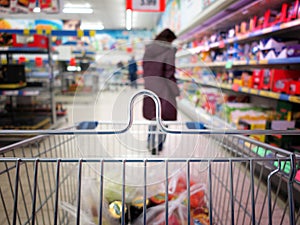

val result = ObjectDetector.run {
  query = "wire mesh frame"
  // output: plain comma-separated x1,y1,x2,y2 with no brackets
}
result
0,131,299,225
0,90,299,225
0,156,299,225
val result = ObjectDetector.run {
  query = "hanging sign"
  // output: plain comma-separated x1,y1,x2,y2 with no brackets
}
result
126,0,165,12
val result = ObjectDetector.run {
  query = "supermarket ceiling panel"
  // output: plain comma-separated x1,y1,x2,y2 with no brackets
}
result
5,0,162,30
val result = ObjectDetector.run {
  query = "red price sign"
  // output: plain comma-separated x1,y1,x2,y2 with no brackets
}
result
126,0,165,12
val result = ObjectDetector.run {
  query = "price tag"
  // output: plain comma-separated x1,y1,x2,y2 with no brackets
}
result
250,89,258,95
89,30,96,37
268,92,280,99
77,30,84,38
0,47,9,51
259,90,269,97
23,29,30,35
241,87,248,93
262,27,273,34
4,90,18,95
45,29,52,35
221,83,231,89
259,59,268,65
225,61,233,69
37,29,43,35
289,96,300,103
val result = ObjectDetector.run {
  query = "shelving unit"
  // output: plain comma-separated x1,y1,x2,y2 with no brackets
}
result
0,29,101,130
0,34,61,130
177,77,300,103
178,18,300,55
176,0,300,151
178,57,300,69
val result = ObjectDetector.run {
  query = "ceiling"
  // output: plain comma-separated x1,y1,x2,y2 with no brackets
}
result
3,0,162,30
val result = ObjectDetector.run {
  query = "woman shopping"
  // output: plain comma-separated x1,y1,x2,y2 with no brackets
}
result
142,28,180,155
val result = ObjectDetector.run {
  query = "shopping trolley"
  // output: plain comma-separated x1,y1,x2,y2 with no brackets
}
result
0,90,299,225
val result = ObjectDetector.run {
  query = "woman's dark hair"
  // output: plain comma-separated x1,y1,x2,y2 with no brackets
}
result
155,28,177,42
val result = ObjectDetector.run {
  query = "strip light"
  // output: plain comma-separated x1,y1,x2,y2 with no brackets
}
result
33,7,41,13
63,7,93,14
80,22,104,30
126,9,132,30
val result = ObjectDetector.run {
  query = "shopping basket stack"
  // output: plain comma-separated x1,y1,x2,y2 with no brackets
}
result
0,90,299,225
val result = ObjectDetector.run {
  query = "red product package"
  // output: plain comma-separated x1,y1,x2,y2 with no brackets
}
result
286,0,299,21
271,69,300,93
289,80,300,95
13,34,48,49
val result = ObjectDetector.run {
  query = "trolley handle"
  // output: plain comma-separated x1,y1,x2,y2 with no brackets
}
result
1,89,300,136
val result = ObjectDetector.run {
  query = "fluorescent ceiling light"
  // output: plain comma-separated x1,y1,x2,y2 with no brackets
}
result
64,3,91,8
80,22,104,30
63,7,93,14
67,66,81,72
126,9,132,30
33,7,41,13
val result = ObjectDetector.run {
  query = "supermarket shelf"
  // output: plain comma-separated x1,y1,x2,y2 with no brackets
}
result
178,19,300,55
211,19,300,48
72,50,96,55
178,57,300,69
0,47,48,54
177,77,300,104
178,98,234,129
0,29,97,37
27,70,60,78
0,87,43,96
0,116,51,130
0,29,147,37
179,0,298,42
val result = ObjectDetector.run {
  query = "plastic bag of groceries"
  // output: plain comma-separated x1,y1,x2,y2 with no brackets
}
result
61,178,119,225
102,163,165,204
133,181,207,225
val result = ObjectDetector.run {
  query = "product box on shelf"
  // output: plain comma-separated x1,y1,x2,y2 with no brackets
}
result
252,69,272,90
238,118,266,142
252,69,300,91
259,39,299,59
272,69,299,93
258,38,286,60
276,101,293,121
0,33,13,46
265,120,297,148
286,0,299,22
263,5,287,28
273,79,292,93
287,44,300,57
253,15,265,31
0,64,26,89
241,71,253,87
233,78,243,86
262,9,277,28
289,80,300,95
13,34,48,49
235,21,249,36
249,16,257,32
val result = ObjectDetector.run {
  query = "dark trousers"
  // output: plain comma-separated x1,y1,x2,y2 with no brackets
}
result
147,125,167,153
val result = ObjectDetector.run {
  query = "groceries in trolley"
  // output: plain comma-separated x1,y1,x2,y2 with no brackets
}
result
61,171,211,225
